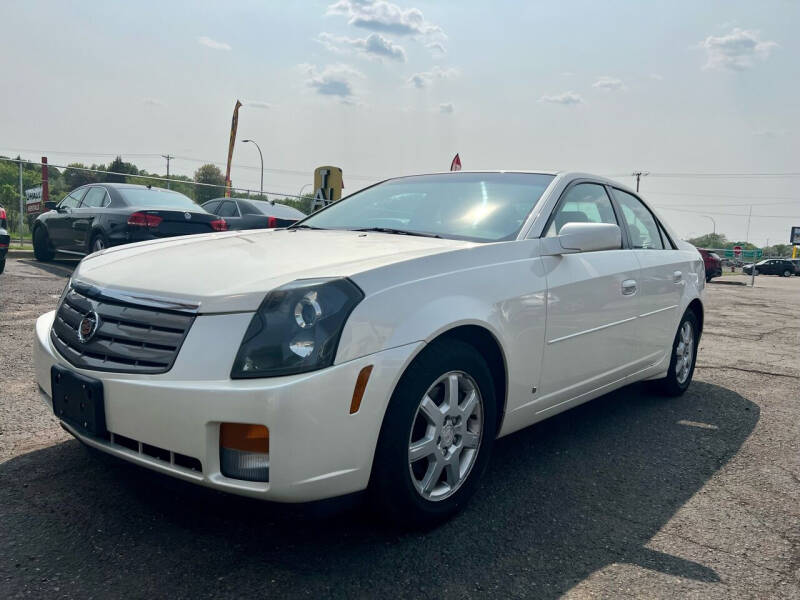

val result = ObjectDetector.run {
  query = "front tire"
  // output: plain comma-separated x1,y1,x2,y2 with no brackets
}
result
782,269,791,277
0,257,5,274
655,310,699,397
33,226,54,262
370,339,498,528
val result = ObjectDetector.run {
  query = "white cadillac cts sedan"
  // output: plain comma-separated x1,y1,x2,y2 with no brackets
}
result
34,172,704,525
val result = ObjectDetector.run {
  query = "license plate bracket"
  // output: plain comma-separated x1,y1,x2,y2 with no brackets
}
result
51,365,106,437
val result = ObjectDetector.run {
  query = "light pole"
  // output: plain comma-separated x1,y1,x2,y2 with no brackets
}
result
700,214,716,236
242,139,263,198
299,183,312,197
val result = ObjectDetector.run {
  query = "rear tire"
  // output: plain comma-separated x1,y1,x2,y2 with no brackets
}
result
655,310,699,397
90,232,108,254
0,258,5,274
370,339,498,528
33,226,54,262
782,269,791,277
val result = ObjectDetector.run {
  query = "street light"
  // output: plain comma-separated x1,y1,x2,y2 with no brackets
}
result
242,139,263,198
299,183,312,197
699,214,716,236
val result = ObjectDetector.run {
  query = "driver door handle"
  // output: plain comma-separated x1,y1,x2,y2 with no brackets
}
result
673,270,683,283
622,279,637,296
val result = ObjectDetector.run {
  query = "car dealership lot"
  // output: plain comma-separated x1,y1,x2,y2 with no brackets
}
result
1,258,798,598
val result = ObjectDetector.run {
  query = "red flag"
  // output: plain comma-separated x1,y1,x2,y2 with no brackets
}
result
450,153,462,171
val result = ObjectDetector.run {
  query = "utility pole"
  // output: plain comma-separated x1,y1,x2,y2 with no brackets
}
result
242,140,264,198
746,205,755,287
632,171,649,193
161,154,173,189
18,161,24,246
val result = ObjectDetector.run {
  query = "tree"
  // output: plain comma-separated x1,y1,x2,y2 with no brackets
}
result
686,233,728,249
193,164,225,204
63,163,97,189
102,156,139,183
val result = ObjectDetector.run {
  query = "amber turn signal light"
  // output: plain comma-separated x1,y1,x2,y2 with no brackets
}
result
350,365,373,414
220,423,269,453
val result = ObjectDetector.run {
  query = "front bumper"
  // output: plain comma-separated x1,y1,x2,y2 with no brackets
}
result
34,310,421,502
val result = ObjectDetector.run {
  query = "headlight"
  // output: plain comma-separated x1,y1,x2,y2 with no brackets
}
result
230,278,364,378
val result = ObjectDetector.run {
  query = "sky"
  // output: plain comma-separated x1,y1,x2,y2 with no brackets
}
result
1,0,798,246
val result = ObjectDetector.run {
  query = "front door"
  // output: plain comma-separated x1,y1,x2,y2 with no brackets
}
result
537,182,641,414
48,188,86,251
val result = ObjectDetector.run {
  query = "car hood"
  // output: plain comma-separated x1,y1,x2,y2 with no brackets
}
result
73,229,475,313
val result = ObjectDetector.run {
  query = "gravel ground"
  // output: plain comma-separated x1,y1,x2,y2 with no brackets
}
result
1,258,798,599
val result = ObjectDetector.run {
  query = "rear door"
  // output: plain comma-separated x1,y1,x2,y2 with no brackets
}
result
537,181,642,413
71,186,108,251
217,200,243,229
610,188,685,370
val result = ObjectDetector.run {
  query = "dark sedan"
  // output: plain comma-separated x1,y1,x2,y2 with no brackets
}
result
32,183,227,261
201,197,305,230
743,259,797,277
0,205,8,274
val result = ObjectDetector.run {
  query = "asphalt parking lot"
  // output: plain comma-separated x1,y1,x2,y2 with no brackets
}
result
1,257,798,599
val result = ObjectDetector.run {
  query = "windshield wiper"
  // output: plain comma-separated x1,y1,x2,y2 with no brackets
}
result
289,224,325,230
353,227,441,238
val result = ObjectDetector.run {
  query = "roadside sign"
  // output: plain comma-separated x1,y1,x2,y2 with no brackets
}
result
723,247,762,259
25,185,42,214
791,226,800,245
733,245,742,258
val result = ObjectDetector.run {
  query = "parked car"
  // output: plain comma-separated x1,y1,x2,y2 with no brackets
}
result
0,225,8,275
32,183,227,261
743,259,797,277
34,171,704,526
698,248,722,282
201,197,305,230
0,203,7,229
788,258,800,275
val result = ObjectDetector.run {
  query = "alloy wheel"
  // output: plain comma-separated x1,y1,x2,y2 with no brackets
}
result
93,237,105,252
407,371,483,501
675,321,694,384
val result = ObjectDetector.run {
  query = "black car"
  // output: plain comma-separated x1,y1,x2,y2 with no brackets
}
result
0,204,8,274
743,259,797,277
201,197,305,230
32,183,228,261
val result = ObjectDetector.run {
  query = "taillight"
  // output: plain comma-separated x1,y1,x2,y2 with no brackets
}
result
210,218,228,231
127,212,163,228
267,216,277,228
0,207,6,220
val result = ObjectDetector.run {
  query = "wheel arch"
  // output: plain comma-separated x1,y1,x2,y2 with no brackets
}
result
687,298,704,336
425,324,509,436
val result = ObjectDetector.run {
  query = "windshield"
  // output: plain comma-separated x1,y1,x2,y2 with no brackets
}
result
119,188,202,210
299,173,555,242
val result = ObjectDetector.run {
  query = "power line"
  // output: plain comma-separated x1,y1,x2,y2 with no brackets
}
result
656,206,799,219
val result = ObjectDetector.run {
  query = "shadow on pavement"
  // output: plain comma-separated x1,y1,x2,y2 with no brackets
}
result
0,381,757,598
15,258,78,278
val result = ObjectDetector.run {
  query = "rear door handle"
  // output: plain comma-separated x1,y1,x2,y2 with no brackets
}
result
673,270,683,283
622,279,637,296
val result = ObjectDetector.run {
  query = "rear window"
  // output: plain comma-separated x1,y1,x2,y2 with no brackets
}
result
119,188,200,210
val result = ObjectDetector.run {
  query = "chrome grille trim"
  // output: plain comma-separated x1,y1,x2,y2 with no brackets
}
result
50,287,195,374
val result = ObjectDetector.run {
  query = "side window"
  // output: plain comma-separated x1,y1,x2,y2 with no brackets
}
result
59,188,86,209
218,201,239,218
203,201,220,214
546,183,618,237
612,189,664,250
238,201,259,215
81,187,108,208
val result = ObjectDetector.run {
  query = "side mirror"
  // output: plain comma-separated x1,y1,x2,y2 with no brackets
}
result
541,222,622,255
44,201,58,211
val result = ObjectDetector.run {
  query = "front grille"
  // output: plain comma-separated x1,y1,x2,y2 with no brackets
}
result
51,287,195,374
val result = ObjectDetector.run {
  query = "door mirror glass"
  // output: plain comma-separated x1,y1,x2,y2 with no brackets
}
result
44,201,57,211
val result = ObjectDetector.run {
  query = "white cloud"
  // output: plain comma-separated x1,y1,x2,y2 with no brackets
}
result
592,76,625,91
427,41,446,54
439,102,454,114
698,28,777,71
407,66,459,89
302,63,365,102
243,100,272,109
317,32,406,62
649,73,664,80
142,98,165,107
327,0,444,37
539,91,583,105
752,129,788,138
197,36,231,51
